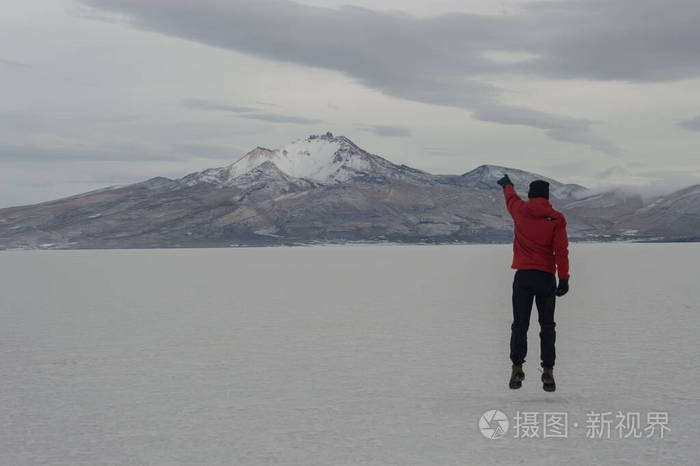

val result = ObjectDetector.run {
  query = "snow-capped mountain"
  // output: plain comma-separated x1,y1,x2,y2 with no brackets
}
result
458,164,587,200
178,133,586,200
611,185,700,239
0,133,698,249
181,132,430,187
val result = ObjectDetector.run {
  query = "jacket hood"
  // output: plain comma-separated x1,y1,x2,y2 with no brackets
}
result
522,198,559,219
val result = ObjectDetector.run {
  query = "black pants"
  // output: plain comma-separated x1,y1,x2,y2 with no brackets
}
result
510,269,557,368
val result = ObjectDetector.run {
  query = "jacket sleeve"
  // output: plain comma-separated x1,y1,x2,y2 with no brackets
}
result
553,216,570,280
503,184,523,217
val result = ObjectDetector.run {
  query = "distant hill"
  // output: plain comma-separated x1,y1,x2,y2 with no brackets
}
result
1,132,697,249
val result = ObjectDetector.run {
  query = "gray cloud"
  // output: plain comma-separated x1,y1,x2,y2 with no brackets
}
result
0,111,254,164
182,98,258,113
255,100,280,108
0,58,30,68
678,116,700,132
424,147,455,156
80,0,659,152
0,143,185,163
514,0,700,82
0,111,139,133
472,104,618,154
357,124,412,138
239,113,323,125
182,98,322,124
173,142,246,160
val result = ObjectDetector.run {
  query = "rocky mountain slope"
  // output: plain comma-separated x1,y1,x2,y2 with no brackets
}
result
0,133,697,249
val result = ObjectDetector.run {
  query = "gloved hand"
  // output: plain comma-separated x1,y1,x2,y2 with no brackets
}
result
555,278,569,297
497,174,513,188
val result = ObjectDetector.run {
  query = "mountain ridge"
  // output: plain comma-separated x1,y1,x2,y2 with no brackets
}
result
1,133,698,249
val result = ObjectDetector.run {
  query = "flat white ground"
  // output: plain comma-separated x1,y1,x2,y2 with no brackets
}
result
0,243,698,465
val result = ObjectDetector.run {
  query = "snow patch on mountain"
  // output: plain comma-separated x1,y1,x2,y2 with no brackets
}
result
231,136,369,182
182,133,380,187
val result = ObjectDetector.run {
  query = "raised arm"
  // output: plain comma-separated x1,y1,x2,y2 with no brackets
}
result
503,184,524,216
497,174,523,216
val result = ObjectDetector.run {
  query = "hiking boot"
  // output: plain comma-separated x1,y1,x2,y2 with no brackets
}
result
509,364,525,389
542,367,556,392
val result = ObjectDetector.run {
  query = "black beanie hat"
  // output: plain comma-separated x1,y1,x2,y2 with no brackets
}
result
528,180,550,200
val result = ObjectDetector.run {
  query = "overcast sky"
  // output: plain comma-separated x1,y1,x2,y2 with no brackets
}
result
2,0,700,207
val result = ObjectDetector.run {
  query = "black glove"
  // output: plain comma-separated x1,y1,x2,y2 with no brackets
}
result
497,174,513,188
555,278,569,297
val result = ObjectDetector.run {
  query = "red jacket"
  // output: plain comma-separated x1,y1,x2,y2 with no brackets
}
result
503,184,569,279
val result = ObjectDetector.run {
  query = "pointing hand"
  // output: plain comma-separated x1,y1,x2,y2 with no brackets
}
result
497,174,513,188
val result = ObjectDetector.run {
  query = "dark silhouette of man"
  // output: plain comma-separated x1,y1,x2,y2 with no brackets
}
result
497,175,569,392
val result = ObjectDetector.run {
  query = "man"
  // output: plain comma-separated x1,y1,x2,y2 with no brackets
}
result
497,174,569,392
